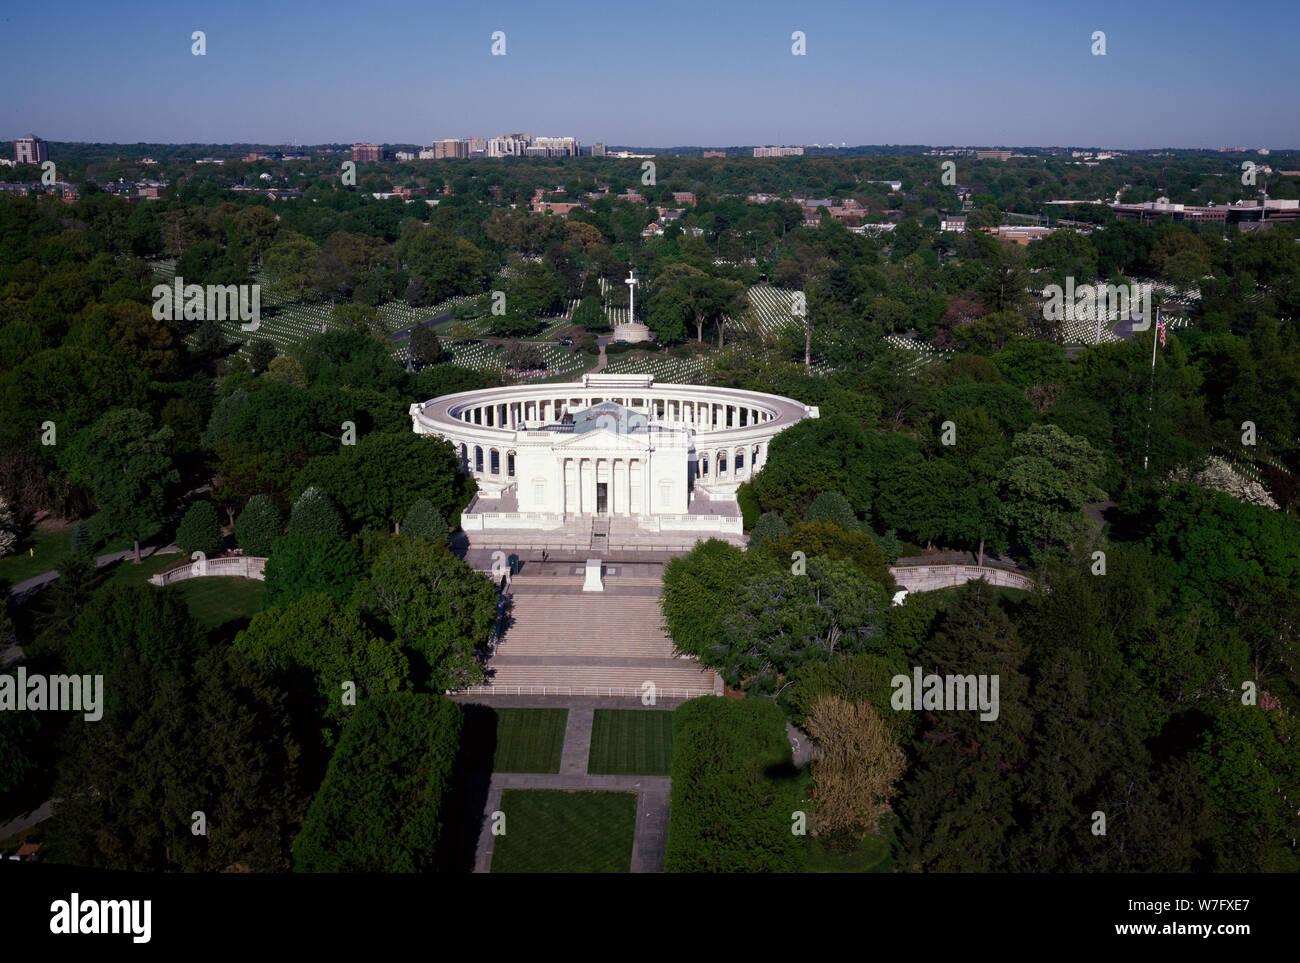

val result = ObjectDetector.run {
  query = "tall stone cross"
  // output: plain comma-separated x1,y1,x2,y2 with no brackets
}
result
625,269,638,324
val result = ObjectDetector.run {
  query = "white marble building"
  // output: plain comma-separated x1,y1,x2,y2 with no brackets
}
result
409,374,817,542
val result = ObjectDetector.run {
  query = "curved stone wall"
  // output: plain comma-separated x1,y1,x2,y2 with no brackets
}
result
409,374,819,500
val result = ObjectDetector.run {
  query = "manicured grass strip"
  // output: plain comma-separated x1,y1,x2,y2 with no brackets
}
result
491,789,636,873
173,576,266,629
587,710,673,775
804,830,894,873
459,707,568,774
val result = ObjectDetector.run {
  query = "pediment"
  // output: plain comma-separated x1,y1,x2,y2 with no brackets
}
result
552,428,652,451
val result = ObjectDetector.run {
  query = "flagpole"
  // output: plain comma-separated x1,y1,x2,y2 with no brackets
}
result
1143,309,1160,471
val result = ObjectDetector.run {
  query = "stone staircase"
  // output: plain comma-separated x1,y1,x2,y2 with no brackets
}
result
470,575,717,697
589,517,609,555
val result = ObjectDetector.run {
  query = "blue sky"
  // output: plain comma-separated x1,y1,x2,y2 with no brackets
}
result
2,0,1297,148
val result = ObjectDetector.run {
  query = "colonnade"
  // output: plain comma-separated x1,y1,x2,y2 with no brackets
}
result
456,395,775,431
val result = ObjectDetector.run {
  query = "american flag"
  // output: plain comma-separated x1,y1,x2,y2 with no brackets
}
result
1156,319,1166,347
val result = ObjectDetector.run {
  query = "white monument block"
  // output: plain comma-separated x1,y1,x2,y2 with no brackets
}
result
583,558,604,592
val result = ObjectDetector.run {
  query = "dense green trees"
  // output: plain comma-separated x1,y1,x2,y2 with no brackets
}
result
262,532,361,608
292,432,471,533
61,409,177,562
175,499,224,557
289,486,346,538
895,581,1032,871
60,584,205,676
45,647,307,873
234,494,282,556
665,697,803,872
235,592,410,738
400,498,450,544
293,694,463,872
353,537,498,690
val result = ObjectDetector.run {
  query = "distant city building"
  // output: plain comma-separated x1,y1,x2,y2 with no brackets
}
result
14,135,47,165
941,214,967,233
591,142,606,157
1113,196,1299,226
488,134,530,157
866,180,903,192
976,150,1012,161
672,192,697,206
797,197,868,221
702,150,726,158
527,136,580,157
352,143,382,163
753,145,804,157
433,139,469,159
996,225,1055,244
395,151,416,161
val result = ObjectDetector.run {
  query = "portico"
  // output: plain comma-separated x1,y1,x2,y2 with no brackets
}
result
409,373,818,544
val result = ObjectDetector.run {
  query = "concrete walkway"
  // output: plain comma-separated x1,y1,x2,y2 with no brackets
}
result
0,800,53,843
8,543,179,600
457,695,677,873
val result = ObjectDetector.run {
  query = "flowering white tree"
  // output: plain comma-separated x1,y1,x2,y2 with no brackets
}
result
0,498,17,557
1168,456,1279,510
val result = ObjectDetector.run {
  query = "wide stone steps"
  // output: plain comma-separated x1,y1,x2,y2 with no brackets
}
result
466,570,715,696
486,662,714,691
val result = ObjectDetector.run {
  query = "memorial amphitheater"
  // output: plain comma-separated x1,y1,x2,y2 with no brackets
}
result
409,373,819,554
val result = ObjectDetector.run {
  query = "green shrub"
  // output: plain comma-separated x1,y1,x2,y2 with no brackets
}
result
175,500,224,558
747,511,789,551
665,697,803,872
737,481,760,530
234,495,281,557
401,499,450,544
289,486,346,539
262,531,361,608
804,491,859,531
293,693,462,872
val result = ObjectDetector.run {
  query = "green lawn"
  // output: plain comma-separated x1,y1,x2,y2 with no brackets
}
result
0,518,133,585
173,576,266,629
490,789,636,873
804,822,896,873
99,553,264,629
587,710,673,775
459,707,568,773
923,584,1031,608
100,551,178,588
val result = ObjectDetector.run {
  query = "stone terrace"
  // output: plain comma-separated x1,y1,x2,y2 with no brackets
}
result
464,566,718,698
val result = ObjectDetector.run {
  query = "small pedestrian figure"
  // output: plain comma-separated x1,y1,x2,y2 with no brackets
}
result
541,549,548,564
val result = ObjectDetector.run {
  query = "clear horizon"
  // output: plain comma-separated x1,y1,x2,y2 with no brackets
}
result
3,0,1298,149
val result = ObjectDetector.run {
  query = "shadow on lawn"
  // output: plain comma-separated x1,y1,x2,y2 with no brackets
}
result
436,704,499,872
